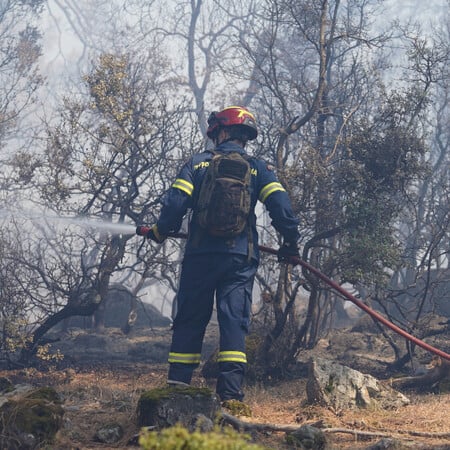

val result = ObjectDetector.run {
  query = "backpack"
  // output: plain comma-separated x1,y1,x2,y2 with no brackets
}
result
196,150,252,237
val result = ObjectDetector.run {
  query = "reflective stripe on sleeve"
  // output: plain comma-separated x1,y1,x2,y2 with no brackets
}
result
168,352,201,364
217,351,247,364
259,182,286,202
172,178,194,196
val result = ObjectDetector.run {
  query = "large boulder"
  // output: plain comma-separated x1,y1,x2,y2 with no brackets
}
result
0,384,64,449
137,386,221,430
306,357,410,410
64,284,171,329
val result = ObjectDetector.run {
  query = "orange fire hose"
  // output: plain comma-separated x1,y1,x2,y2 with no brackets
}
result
159,231,450,361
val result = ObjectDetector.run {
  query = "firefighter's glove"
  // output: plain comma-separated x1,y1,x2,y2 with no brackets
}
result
277,241,300,266
137,224,166,243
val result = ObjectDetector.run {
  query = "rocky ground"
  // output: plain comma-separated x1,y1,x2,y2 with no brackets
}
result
1,321,450,449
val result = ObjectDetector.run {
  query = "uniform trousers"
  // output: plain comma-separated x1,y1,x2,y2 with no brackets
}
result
168,253,257,401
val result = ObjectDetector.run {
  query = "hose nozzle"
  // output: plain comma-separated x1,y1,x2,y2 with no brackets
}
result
136,225,151,236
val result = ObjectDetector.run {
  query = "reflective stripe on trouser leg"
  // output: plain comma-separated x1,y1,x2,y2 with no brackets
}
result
217,351,247,363
167,352,202,385
168,352,201,364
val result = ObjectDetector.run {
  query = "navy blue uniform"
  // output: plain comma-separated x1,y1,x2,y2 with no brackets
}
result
156,141,299,400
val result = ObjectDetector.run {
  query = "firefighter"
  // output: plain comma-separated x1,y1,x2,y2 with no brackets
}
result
138,106,300,403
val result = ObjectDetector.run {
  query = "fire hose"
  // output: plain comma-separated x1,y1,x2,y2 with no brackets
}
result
137,227,450,361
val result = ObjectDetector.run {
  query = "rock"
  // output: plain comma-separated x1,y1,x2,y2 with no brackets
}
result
137,386,221,430
189,413,215,432
306,357,410,410
286,424,329,449
62,284,171,330
0,386,64,449
94,422,124,444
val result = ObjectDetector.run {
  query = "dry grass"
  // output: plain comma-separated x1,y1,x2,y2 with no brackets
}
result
1,325,449,449
2,362,449,450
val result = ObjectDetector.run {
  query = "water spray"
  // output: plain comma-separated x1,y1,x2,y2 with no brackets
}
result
0,208,136,235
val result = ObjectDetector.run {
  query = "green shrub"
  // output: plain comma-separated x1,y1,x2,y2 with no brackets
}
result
139,424,268,449
221,399,252,417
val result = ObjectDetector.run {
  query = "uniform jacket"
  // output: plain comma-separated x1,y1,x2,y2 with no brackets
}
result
156,141,300,262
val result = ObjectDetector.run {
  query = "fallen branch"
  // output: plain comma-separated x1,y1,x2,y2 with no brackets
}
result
395,430,450,439
221,412,299,433
323,428,450,440
221,413,392,438
322,428,397,439
220,412,450,440
389,357,450,390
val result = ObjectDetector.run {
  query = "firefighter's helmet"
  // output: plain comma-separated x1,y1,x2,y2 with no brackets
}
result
206,106,258,140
